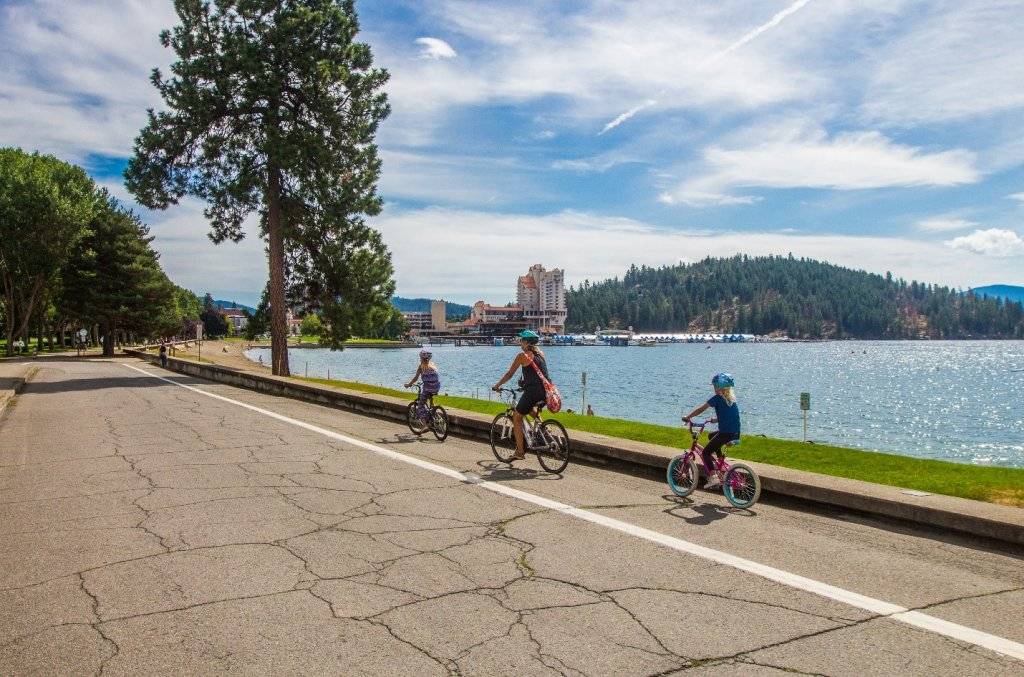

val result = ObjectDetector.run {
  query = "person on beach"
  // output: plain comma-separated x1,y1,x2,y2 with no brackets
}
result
492,330,549,460
405,349,441,407
683,373,740,490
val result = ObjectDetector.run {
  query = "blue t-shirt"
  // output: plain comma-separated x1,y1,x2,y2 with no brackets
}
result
708,395,741,435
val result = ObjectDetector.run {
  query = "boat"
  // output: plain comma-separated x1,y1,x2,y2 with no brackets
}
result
637,338,658,347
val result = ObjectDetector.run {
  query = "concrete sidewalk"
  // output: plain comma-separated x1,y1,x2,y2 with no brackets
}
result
0,361,36,419
125,347,1024,547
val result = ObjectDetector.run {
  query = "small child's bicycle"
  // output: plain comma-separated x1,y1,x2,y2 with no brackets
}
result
489,388,571,473
405,384,449,441
667,418,761,509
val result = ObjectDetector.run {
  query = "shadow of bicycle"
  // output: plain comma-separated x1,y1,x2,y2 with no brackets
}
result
473,459,564,482
661,493,757,525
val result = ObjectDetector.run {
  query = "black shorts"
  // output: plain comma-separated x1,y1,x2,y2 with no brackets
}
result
703,431,739,457
515,388,546,416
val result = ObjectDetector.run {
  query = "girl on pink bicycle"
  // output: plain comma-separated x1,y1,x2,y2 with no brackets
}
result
683,373,740,490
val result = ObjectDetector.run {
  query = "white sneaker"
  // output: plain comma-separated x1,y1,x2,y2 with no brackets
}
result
704,475,722,490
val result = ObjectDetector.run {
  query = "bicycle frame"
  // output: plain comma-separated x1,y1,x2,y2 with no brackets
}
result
683,419,733,477
408,384,434,420
496,388,547,446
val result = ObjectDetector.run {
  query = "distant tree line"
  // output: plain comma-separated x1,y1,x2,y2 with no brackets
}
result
566,255,1024,339
0,147,202,356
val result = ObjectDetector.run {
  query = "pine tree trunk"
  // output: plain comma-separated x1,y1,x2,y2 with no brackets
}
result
266,163,290,376
102,321,116,357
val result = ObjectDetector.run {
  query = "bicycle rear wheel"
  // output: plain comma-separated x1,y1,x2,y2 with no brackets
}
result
666,455,698,497
537,420,570,474
723,463,761,509
430,406,449,441
406,401,429,435
489,412,517,463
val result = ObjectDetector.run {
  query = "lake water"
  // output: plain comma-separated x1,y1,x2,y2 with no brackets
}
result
246,341,1024,468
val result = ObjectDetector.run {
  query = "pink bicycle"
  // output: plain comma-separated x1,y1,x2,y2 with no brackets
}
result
666,418,761,509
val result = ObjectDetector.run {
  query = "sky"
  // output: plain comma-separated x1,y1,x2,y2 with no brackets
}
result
2,0,1023,307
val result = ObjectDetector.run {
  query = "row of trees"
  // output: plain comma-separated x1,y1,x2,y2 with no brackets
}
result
566,256,1024,339
0,147,203,356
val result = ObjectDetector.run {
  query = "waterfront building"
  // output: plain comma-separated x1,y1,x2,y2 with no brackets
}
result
460,301,530,336
517,264,566,334
402,300,448,335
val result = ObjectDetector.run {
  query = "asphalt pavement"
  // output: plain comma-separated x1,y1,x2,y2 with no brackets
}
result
1,358,1022,675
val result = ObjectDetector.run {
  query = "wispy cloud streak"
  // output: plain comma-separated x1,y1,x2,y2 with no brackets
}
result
706,0,813,65
599,0,814,134
599,99,656,135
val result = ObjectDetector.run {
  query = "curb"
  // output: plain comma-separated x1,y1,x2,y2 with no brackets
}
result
0,364,38,419
124,350,1024,548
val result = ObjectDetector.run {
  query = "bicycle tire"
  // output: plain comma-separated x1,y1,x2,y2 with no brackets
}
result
430,406,450,441
723,463,761,509
537,420,570,474
406,401,429,435
489,412,517,463
666,455,698,497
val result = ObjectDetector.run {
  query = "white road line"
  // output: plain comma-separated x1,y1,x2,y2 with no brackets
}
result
122,362,1024,662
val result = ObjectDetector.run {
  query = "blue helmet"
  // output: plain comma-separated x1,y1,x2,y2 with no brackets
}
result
711,372,735,388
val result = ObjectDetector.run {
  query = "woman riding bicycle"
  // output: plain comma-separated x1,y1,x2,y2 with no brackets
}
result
492,330,549,460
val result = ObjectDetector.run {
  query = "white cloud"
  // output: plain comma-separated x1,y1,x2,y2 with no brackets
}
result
379,150,545,206
1009,192,1024,203
946,229,1024,257
533,130,556,140
372,206,1023,302
707,0,814,65
863,1,1024,124
0,0,176,161
916,217,976,232
662,123,979,206
415,37,457,60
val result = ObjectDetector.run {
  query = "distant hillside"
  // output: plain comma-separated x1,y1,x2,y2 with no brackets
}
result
566,255,1024,339
971,285,1024,304
214,299,255,313
392,297,472,317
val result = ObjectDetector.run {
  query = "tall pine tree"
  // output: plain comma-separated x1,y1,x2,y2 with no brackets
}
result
126,0,393,375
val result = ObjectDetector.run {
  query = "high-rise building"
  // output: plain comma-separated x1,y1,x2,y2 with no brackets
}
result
517,264,566,334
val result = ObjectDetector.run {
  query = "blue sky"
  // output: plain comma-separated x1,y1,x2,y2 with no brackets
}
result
2,0,1023,307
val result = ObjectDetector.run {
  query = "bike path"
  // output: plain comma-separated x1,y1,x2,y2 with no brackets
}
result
1,359,1021,676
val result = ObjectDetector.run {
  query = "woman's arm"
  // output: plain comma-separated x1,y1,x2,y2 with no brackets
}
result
493,354,524,390
404,366,422,388
683,402,710,421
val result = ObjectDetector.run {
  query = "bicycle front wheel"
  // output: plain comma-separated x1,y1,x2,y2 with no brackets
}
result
430,406,450,441
407,402,429,435
537,420,570,474
489,412,517,463
723,463,761,509
666,455,698,497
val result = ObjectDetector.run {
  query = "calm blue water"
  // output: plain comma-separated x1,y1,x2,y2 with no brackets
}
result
246,341,1024,468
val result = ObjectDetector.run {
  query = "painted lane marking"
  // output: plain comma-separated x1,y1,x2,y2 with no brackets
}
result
122,363,1024,662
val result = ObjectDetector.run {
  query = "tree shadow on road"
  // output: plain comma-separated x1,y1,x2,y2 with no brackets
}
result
24,375,208,395
661,494,757,525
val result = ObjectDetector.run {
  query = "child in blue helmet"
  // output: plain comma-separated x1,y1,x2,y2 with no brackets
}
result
683,373,741,490
405,349,441,405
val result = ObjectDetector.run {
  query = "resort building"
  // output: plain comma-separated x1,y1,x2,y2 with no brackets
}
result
517,264,566,334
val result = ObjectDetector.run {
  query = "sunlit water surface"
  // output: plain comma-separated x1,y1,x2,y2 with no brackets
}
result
246,341,1024,468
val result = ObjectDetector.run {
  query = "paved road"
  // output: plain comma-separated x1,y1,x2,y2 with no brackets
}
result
2,359,1022,676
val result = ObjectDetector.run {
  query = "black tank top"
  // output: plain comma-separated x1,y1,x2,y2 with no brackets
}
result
521,352,549,391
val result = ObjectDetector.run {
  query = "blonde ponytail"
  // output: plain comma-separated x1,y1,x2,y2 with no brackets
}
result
720,386,737,405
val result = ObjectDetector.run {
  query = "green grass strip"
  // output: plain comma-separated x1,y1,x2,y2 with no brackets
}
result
298,376,1024,508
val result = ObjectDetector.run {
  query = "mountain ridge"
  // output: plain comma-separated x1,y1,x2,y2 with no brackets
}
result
566,255,1024,339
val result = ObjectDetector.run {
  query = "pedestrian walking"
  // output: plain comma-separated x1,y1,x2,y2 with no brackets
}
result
586,404,595,416
159,343,168,368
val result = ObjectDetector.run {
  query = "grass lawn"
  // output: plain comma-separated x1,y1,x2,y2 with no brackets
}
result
298,376,1024,507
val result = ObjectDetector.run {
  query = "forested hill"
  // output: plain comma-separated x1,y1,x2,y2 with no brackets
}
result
565,256,1024,339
